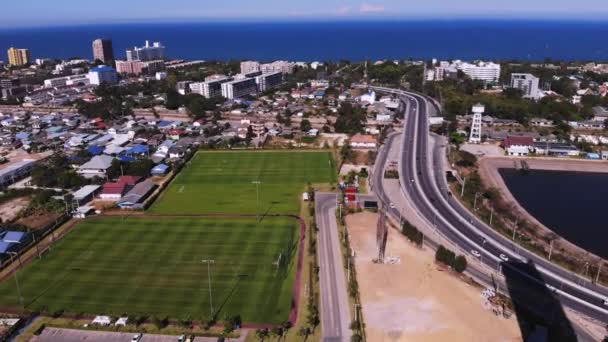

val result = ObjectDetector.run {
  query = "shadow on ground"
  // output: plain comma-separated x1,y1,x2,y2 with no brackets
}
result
502,259,577,341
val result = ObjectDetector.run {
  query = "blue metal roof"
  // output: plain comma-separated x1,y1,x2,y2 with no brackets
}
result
151,164,169,174
119,155,136,163
0,241,14,254
3,231,26,243
87,145,104,156
127,145,149,155
91,66,115,73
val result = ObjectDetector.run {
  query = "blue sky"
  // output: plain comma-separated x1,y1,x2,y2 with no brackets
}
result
3,0,608,27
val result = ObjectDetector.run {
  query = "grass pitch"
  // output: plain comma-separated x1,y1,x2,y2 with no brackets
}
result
150,151,336,215
0,216,298,324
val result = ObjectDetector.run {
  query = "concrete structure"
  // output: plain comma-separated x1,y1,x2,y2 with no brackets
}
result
240,60,260,74
126,40,165,61
0,159,36,188
221,77,257,99
433,60,500,83
88,66,118,85
511,73,540,99
189,75,233,98
92,38,114,63
255,72,283,92
7,47,30,66
469,103,484,143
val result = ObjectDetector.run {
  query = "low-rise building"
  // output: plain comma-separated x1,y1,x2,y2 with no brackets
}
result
350,134,377,149
502,136,534,156
77,155,114,179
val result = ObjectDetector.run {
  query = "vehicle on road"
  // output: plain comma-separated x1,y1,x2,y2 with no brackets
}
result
389,202,396,209
471,250,481,258
603,298,608,306
177,334,186,342
131,333,142,342
499,254,509,262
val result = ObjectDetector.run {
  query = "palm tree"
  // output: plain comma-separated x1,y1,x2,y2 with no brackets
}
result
297,327,311,341
255,328,269,341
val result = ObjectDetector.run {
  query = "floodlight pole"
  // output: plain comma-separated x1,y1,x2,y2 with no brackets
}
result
252,181,262,222
202,259,215,316
8,252,23,308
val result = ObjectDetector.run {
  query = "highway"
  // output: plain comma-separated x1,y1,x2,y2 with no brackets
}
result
315,192,351,342
367,85,608,325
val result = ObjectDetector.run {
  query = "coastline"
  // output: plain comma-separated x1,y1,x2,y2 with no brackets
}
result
478,156,608,264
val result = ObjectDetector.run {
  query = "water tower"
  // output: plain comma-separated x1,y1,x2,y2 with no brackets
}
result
469,103,485,144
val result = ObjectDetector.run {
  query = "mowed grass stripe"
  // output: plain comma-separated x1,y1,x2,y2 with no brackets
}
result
0,217,297,323
150,151,336,214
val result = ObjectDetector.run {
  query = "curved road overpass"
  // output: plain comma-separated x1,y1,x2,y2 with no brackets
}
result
367,85,608,324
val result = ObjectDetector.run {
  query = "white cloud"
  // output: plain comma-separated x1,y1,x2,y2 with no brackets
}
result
360,3,385,13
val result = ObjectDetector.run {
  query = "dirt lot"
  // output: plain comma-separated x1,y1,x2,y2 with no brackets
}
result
0,197,29,222
346,212,522,342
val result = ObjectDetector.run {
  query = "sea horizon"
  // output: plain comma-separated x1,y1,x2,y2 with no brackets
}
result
2,19,608,62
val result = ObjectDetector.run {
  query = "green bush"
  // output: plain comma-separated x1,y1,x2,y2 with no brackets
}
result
454,255,468,273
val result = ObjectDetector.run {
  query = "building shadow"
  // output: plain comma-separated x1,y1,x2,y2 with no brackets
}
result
501,259,577,341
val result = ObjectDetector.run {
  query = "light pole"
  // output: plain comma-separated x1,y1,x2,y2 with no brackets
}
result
252,181,262,222
489,207,494,225
460,177,466,197
473,192,480,211
202,259,215,316
7,252,23,308
595,262,603,284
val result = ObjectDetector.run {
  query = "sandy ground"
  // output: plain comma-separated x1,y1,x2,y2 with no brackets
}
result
0,197,29,222
346,211,522,342
478,156,608,262
461,142,504,157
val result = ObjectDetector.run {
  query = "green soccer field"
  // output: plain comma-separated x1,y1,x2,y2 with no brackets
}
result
0,216,298,324
150,151,336,215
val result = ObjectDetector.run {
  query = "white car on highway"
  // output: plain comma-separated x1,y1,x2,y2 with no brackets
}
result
499,254,509,262
389,202,396,209
131,334,142,342
603,298,608,306
471,250,481,258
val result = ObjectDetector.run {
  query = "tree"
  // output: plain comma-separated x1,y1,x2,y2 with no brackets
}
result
165,89,180,110
340,142,356,164
300,119,312,132
297,327,311,340
454,255,468,273
255,328,269,341
449,132,465,150
334,102,365,134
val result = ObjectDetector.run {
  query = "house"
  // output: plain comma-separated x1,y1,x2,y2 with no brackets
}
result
502,136,534,156
72,185,101,206
77,155,114,179
529,118,554,127
2,231,26,243
118,180,157,209
350,134,377,149
592,106,608,122
100,182,128,201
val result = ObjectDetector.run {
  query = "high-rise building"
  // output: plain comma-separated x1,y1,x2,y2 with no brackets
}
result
126,41,165,61
240,61,260,74
255,72,283,92
92,39,114,63
221,78,258,99
260,60,295,74
189,75,233,98
510,73,540,99
7,48,31,66
115,60,164,75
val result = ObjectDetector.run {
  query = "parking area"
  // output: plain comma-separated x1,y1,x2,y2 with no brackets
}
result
31,327,246,342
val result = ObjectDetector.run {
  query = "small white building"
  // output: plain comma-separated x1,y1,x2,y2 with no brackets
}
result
502,136,534,156
350,134,377,149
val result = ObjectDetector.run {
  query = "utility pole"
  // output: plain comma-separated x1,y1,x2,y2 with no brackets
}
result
252,181,262,222
461,178,466,197
595,262,603,284
489,207,494,225
202,259,215,316
8,252,23,308
473,192,480,211
548,239,554,261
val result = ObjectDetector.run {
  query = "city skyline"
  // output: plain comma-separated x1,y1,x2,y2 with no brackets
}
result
3,0,608,28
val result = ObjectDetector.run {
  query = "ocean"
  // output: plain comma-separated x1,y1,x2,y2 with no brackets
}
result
499,168,608,259
1,20,608,62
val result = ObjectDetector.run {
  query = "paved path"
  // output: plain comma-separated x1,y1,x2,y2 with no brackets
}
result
315,193,351,342
30,327,247,342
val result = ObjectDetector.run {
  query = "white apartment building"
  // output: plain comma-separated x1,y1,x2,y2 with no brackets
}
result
260,61,295,74
455,60,501,83
126,41,165,61
221,78,258,99
510,73,540,99
255,72,283,92
240,61,260,74
189,75,233,98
